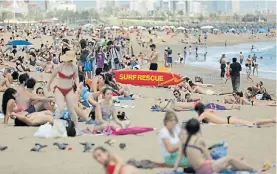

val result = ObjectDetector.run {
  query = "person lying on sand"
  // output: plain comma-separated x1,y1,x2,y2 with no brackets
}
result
93,146,139,174
156,98,240,112
0,69,18,92
2,88,54,126
173,118,272,173
188,80,215,95
194,102,275,126
177,77,214,93
173,89,201,102
224,91,276,106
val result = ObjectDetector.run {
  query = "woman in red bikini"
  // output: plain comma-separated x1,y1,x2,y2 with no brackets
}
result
93,146,139,174
47,51,79,127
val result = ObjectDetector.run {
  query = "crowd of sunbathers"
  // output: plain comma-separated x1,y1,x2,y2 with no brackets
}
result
0,25,276,174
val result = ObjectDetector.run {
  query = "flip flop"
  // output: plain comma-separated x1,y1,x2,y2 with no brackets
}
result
104,139,116,146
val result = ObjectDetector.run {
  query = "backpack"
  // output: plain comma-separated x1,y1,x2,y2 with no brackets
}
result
61,119,76,137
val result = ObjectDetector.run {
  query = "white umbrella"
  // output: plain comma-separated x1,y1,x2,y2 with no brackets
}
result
112,26,120,30
176,26,185,30
104,27,111,30
129,26,134,29
201,25,214,29
83,23,93,28
169,26,175,28
51,17,59,21
138,26,146,30
122,27,128,31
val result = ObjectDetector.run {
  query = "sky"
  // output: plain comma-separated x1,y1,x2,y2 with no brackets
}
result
31,0,276,11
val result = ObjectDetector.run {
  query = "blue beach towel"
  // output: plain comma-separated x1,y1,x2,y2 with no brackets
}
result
117,96,135,100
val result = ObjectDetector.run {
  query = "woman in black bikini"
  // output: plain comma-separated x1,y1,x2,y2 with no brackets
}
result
194,102,275,126
173,118,270,173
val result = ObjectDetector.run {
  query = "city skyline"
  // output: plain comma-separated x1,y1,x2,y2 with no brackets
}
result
30,0,277,14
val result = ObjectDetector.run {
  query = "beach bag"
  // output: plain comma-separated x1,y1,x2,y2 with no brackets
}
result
85,59,92,71
61,118,76,137
209,142,228,160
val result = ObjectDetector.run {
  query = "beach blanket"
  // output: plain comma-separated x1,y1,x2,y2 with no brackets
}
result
157,170,256,174
81,126,154,136
103,126,154,136
114,103,135,108
117,96,135,100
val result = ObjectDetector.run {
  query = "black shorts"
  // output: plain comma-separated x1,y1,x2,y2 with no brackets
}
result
149,63,158,70
14,118,28,126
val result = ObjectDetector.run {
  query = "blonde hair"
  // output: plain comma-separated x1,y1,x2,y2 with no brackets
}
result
163,111,178,125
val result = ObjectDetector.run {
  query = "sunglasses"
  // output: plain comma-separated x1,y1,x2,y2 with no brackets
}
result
173,92,180,96
38,92,44,95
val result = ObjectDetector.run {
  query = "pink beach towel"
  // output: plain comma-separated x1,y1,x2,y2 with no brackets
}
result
103,126,154,136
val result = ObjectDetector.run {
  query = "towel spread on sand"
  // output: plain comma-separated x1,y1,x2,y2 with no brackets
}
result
114,103,135,108
157,170,256,174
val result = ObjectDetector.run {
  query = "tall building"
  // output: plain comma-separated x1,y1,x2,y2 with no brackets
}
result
232,0,240,14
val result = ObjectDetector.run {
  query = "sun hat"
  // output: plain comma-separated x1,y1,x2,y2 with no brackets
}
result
60,51,75,62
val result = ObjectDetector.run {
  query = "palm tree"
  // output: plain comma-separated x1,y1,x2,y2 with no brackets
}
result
166,11,172,21
178,10,184,20
198,14,204,22
233,13,239,22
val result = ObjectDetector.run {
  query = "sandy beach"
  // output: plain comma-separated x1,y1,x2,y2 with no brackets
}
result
0,31,276,174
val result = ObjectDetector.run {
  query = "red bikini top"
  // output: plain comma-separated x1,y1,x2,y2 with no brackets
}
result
58,65,75,79
58,71,75,79
106,164,115,174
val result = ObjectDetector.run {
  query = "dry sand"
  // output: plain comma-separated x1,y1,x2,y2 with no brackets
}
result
0,31,276,174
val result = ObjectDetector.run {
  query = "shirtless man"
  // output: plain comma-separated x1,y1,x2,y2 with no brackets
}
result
0,69,18,92
148,44,159,71
194,102,275,126
16,77,52,113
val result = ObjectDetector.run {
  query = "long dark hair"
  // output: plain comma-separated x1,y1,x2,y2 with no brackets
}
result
2,88,17,115
183,118,200,156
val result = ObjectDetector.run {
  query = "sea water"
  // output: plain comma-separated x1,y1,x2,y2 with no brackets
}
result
186,41,276,80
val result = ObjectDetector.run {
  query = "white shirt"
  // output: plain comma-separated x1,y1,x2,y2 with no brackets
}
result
158,126,181,157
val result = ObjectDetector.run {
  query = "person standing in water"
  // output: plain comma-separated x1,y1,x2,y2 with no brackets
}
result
148,44,159,71
204,52,207,61
239,52,244,64
184,47,187,64
252,54,258,75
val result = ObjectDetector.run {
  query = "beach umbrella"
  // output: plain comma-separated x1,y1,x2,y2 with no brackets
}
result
122,27,128,31
51,17,58,21
129,26,134,29
169,26,175,28
176,26,185,30
112,26,120,30
138,26,146,30
83,23,93,28
201,25,214,29
104,27,111,30
7,40,32,46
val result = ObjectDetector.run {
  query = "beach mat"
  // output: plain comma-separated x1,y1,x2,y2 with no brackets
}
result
117,96,135,100
157,170,256,174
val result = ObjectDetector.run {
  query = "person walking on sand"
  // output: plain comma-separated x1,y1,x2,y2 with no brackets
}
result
47,51,80,129
230,57,242,92
219,54,227,80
